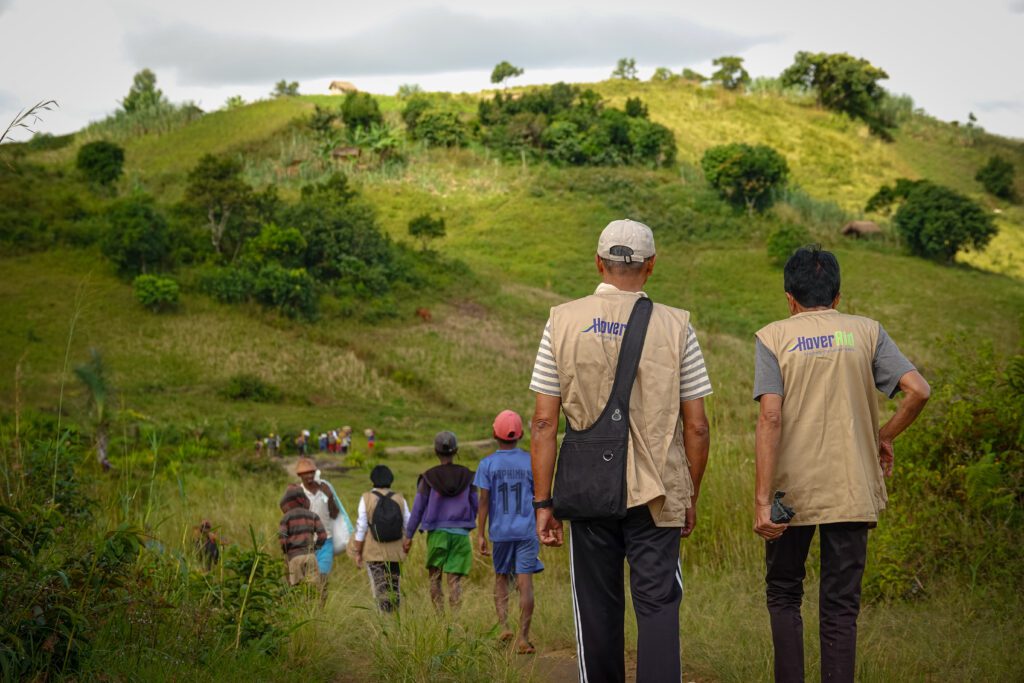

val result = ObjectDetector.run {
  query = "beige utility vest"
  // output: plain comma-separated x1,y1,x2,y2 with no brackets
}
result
361,489,408,563
756,309,886,525
549,289,694,527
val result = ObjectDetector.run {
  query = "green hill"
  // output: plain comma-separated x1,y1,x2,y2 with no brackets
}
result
2,79,1023,682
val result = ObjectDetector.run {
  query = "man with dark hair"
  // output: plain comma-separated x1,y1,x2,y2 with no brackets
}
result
753,245,931,682
530,219,712,682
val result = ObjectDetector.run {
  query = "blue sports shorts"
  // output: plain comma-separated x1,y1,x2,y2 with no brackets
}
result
491,537,544,575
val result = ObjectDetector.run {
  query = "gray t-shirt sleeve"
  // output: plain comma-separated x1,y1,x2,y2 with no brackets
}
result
753,337,784,401
873,325,916,398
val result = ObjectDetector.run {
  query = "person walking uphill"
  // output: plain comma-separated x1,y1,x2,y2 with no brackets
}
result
404,431,478,612
351,465,411,612
530,219,713,683
752,246,930,683
278,484,327,587
475,410,543,654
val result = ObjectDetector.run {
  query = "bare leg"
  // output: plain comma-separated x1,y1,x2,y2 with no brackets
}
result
516,573,535,650
447,573,463,610
494,574,513,639
429,567,444,613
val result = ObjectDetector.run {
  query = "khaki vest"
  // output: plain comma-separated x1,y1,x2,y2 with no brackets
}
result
756,310,886,525
361,489,408,563
549,289,694,527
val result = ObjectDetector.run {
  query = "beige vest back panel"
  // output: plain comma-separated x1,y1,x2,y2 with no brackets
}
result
756,310,886,525
549,290,694,526
362,489,408,563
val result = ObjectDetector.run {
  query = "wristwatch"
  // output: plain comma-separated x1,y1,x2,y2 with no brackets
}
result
532,498,553,510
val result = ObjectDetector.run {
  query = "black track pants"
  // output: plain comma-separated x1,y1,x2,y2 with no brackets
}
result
765,522,869,683
568,506,683,683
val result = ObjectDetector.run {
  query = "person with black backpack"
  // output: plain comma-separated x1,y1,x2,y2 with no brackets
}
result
351,465,410,612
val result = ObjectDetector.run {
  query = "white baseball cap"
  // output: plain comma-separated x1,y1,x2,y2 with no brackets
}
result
597,219,655,263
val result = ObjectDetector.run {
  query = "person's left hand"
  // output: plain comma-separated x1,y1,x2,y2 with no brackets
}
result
878,437,895,477
402,537,412,554
536,508,564,547
680,504,698,538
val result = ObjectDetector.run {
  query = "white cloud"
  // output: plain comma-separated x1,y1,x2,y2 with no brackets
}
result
1011,0,1024,13
125,8,774,86
976,98,1024,113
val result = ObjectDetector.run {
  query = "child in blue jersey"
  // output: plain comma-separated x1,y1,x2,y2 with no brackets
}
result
475,409,543,654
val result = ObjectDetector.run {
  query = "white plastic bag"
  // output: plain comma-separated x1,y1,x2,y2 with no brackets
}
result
318,477,354,555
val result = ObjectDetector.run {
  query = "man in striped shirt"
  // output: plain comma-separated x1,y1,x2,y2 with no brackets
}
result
530,219,712,683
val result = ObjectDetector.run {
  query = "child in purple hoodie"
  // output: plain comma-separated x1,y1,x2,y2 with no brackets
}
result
404,431,478,611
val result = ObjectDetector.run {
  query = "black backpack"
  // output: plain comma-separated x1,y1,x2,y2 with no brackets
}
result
370,491,404,542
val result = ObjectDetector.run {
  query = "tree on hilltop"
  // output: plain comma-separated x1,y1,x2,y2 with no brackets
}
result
491,61,524,88
272,80,300,97
122,69,166,113
611,58,638,80
780,51,893,138
681,68,708,83
711,56,750,90
650,67,676,82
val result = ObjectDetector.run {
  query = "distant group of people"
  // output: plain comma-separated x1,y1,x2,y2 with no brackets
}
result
257,426,376,457
275,410,542,653
271,218,931,683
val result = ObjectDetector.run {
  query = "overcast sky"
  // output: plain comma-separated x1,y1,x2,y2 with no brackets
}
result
1,0,1022,140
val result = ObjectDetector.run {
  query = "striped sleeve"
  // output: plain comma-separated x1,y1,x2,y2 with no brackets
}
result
529,319,561,397
680,324,713,401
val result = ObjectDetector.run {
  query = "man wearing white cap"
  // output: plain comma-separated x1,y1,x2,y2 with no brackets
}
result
529,219,713,682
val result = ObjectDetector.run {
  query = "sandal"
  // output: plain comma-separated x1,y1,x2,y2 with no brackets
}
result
516,641,536,655
498,630,515,643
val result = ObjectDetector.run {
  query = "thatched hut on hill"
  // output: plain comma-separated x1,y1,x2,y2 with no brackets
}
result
329,81,358,95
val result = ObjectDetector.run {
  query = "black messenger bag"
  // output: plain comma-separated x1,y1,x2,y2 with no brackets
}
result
552,297,653,521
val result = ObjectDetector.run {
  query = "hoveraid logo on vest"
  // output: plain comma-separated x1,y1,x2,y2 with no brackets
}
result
787,330,855,353
582,318,628,336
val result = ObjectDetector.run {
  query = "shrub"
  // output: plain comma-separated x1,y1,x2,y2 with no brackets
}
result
101,193,171,277
76,140,125,186
133,274,179,312
893,181,997,262
340,92,383,132
766,225,811,266
413,110,469,147
865,340,1024,600
220,373,283,402
247,222,307,268
975,155,1016,200
252,263,318,319
701,143,789,213
408,213,446,250
198,265,256,304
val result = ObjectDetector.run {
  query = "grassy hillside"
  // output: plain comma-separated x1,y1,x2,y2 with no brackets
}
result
2,78,1023,681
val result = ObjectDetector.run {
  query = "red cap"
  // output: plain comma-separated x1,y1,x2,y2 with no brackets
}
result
492,410,523,441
